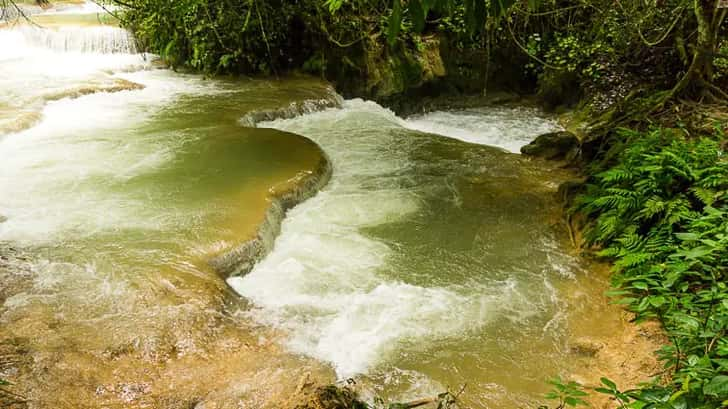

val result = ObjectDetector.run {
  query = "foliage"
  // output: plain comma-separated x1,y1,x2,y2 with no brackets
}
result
389,0,726,107
115,0,725,108
542,378,589,408
574,127,728,408
119,0,389,75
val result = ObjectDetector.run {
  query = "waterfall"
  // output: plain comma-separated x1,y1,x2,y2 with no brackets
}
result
12,25,138,54
0,14,147,136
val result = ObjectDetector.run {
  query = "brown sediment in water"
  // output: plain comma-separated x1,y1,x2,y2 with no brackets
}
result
0,109,42,136
543,171,665,408
563,260,666,408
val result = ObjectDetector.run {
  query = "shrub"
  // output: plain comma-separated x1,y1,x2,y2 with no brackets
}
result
574,127,728,408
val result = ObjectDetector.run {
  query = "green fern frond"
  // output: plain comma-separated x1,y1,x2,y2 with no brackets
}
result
690,187,717,207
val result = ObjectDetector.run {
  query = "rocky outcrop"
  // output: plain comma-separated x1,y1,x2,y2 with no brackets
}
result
45,79,145,102
238,89,343,127
323,33,531,115
286,383,366,409
325,35,447,103
521,131,580,161
209,134,332,277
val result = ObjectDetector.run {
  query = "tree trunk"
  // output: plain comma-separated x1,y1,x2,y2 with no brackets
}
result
670,0,719,99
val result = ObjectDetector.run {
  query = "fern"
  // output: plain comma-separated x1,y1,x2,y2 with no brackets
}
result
572,127,728,408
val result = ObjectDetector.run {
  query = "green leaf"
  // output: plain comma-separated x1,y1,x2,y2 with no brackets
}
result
631,281,649,290
323,0,344,13
409,0,426,32
600,377,617,390
674,246,713,259
649,296,667,307
544,392,560,399
387,0,402,45
674,232,699,241
704,375,728,398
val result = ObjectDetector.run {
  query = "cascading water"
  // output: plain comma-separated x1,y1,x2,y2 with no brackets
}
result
1,4,636,408
0,17,148,135
404,106,561,153
13,24,138,53
228,100,600,407
0,8,344,408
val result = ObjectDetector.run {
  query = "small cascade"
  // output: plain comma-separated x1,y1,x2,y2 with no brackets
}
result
0,13,148,136
404,106,562,153
13,25,138,54
239,89,345,127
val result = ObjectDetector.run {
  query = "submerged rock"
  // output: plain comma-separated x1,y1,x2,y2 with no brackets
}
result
0,215,6,223
45,79,145,102
570,337,605,357
521,131,579,161
288,385,366,409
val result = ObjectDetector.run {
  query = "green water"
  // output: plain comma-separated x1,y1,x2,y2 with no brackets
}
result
228,101,610,408
0,36,338,403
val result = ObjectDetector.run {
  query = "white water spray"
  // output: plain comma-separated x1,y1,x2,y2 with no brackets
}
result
404,106,562,153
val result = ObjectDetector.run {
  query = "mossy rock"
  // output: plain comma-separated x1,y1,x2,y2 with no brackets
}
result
521,131,580,161
291,385,368,409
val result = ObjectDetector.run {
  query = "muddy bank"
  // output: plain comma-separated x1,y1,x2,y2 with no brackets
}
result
524,139,666,408
563,261,665,408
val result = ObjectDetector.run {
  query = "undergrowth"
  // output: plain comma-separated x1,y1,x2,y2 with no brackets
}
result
568,127,728,408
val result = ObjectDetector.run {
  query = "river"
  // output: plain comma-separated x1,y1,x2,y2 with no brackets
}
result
0,4,641,408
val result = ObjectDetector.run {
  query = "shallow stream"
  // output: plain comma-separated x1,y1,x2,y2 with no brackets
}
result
0,5,628,408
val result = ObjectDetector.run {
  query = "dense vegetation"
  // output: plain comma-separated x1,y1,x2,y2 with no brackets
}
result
573,128,727,408
110,0,727,107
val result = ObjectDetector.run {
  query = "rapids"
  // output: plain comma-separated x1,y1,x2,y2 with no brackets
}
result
1,4,636,409
228,100,588,407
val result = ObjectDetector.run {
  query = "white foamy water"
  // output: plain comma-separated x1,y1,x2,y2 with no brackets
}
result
228,100,570,379
11,24,138,54
41,1,114,15
2,6,590,406
404,106,562,153
0,20,151,136
0,15,221,244
0,71,216,244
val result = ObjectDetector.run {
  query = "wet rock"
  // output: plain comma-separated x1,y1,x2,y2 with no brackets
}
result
282,373,365,409
0,244,33,306
0,215,6,223
289,385,365,409
521,131,580,161
45,79,145,102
